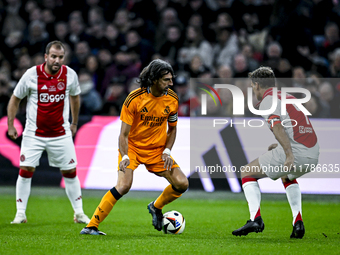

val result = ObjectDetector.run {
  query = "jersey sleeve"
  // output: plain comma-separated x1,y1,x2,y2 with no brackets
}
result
13,69,31,99
168,99,179,127
120,95,136,125
68,67,81,96
260,95,281,129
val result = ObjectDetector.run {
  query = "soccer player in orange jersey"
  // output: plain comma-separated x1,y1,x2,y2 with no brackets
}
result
80,59,189,235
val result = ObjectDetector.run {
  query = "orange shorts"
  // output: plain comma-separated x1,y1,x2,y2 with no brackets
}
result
117,146,179,173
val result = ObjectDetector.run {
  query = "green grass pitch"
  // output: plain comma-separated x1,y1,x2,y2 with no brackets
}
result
0,187,339,255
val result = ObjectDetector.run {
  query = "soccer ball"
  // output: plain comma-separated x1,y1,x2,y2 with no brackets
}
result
162,210,185,234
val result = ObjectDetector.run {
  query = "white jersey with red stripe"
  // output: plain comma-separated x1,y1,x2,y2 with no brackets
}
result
13,63,81,138
259,87,318,152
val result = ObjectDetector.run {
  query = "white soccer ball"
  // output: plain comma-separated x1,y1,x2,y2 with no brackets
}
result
162,210,185,234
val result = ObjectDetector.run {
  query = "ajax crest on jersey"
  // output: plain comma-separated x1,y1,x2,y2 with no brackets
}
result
162,210,185,234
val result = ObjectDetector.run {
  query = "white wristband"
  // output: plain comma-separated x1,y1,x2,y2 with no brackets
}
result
163,148,171,156
122,155,129,161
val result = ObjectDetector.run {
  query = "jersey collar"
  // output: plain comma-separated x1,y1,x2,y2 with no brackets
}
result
255,87,275,108
147,86,168,96
40,63,64,79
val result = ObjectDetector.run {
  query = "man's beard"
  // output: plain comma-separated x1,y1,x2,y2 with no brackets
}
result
47,63,60,74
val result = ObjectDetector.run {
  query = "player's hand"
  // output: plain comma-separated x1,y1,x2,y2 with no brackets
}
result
162,153,173,171
268,143,278,151
119,159,130,173
70,124,77,137
284,154,295,172
8,126,18,140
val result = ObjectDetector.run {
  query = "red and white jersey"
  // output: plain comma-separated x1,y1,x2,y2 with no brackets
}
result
14,63,81,138
258,87,317,149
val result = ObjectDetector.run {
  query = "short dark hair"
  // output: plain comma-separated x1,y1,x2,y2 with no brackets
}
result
248,66,276,88
138,59,175,88
45,41,65,55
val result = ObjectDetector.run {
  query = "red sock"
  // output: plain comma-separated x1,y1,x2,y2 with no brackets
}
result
62,171,77,178
294,211,302,224
242,177,258,185
19,169,34,178
254,208,261,219
283,179,298,189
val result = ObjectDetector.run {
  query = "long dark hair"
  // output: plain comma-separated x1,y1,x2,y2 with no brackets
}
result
138,59,175,88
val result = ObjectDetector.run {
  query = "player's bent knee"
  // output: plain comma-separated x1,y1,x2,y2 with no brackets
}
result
173,178,189,193
20,166,35,172
281,176,289,183
116,183,132,195
240,171,247,178
60,168,76,174
240,170,256,179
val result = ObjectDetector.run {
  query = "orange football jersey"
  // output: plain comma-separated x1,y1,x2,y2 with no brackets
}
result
120,87,178,150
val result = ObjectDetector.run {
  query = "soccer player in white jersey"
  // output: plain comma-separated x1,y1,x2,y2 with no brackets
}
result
232,66,319,238
7,41,90,224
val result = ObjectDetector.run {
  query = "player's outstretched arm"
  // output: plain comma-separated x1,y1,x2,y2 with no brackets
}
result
119,121,131,172
70,95,80,137
272,124,294,172
7,95,21,140
165,124,177,150
162,125,177,170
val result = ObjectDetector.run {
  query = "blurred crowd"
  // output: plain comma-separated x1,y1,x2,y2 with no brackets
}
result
0,0,340,119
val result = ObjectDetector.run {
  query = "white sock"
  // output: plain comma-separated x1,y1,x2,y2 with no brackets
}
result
285,183,302,225
16,175,32,215
243,181,261,221
63,176,84,214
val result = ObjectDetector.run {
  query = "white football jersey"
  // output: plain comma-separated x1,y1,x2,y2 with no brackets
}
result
14,63,81,138
259,88,317,151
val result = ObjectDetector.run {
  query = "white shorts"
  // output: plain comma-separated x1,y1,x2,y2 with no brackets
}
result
20,135,77,170
259,143,319,180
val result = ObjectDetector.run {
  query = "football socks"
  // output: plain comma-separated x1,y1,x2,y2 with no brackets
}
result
154,184,182,209
63,174,84,215
15,169,34,214
86,188,121,228
284,181,302,225
242,180,261,221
